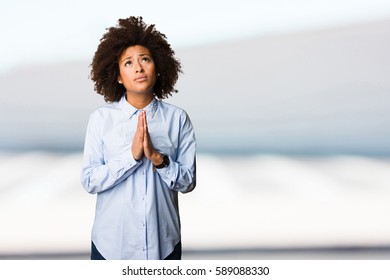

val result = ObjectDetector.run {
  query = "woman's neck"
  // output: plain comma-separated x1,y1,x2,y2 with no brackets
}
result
126,92,154,109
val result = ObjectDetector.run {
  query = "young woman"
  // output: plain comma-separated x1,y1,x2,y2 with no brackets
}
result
81,16,196,260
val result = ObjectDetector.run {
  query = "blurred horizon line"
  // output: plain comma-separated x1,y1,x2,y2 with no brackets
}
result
1,147,390,157
2,244,390,260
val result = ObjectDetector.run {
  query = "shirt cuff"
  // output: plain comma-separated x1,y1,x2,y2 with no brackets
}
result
155,156,177,188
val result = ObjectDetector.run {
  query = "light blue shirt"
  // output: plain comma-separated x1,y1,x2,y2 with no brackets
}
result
81,94,196,260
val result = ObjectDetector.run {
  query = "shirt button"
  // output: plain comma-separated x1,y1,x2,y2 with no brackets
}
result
142,248,145,251
141,170,145,175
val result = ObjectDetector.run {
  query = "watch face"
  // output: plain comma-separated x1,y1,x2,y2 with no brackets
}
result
155,154,170,169
163,154,170,166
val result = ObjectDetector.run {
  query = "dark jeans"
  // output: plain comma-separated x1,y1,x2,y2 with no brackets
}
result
164,241,182,260
91,241,105,260
91,241,182,260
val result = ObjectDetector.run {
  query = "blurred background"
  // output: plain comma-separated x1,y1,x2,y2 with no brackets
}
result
0,0,390,259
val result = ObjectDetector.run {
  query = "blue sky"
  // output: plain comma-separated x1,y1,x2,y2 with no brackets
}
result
1,0,390,73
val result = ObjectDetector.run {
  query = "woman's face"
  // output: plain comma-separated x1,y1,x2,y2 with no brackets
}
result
117,45,156,96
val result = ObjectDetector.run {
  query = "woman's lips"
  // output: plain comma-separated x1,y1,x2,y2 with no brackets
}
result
134,76,147,82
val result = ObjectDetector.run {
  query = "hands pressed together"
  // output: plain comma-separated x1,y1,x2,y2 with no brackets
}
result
132,111,163,166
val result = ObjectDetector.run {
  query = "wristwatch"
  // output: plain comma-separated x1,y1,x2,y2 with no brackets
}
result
154,153,170,169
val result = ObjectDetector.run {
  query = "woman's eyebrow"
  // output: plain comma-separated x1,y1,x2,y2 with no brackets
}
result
121,53,149,63
121,56,132,63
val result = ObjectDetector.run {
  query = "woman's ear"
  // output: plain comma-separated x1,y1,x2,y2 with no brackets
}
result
117,76,123,84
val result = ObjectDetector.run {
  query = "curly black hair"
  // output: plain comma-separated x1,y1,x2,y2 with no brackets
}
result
90,16,182,102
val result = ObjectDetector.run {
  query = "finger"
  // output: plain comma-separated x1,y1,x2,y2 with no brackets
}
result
142,112,149,145
132,113,144,160
134,114,143,149
139,111,145,139
136,112,141,130
143,111,147,128
142,112,154,156
143,111,148,134
138,111,144,136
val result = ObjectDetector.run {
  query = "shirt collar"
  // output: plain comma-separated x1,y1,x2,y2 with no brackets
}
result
120,94,158,119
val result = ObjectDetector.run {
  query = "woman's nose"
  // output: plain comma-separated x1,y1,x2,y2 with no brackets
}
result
135,61,144,73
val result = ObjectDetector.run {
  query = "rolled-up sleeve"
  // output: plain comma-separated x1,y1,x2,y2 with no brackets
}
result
156,111,196,193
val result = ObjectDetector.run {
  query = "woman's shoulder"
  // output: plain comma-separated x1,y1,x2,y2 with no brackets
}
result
159,100,188,116
158,100,193,128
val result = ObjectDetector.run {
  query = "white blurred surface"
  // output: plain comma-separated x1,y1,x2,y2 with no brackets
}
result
0,152,389,256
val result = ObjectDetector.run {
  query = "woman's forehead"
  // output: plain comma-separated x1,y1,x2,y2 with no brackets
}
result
120,45,152,58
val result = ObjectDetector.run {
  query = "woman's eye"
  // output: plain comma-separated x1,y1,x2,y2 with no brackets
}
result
124,61,132,66
142,57,151,62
